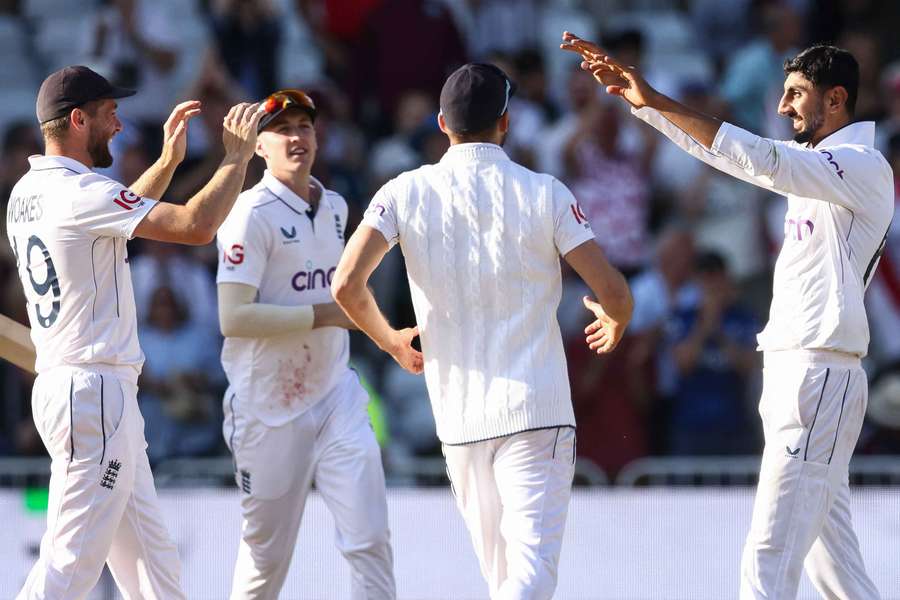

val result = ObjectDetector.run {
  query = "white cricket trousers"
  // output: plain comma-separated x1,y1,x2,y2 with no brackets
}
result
18,366,185,600
741,350,880,600
225,370,395,600
443,426,576,600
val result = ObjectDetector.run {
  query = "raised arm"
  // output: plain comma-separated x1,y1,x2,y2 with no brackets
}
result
132,102,262,245
559,32,892,209
129,101,202,201
217,282,356,338
563,240,633,354
331,225,423,374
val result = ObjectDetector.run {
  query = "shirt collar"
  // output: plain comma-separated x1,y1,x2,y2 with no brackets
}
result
262,170,325,213
813,121,876,149
28,154,92,174
440,143,510,163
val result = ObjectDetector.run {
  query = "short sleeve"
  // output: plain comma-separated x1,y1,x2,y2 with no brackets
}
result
72,175,158,239
216,206,270,289
551,178,595,256
361,183,400,249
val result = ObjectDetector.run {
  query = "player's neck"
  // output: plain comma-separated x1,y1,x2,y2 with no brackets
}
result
43,142,94,169
809,115,852,147
271,168,316,207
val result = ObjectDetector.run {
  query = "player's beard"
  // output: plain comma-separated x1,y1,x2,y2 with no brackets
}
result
87,126,114,168
792,101,826,145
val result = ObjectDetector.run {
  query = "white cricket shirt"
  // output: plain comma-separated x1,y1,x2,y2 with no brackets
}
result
5,155,158,382
633,108,893,356
361,143,596,444
216,171,350,427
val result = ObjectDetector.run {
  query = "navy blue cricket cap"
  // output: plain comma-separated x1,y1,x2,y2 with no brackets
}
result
439,63,517,134
36,66,136,124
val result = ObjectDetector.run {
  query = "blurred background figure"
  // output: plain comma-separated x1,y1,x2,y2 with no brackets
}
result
138,285,223,466
208,0,281,100
666,251,760,456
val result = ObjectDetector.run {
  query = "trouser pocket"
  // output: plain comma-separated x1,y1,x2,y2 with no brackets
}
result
34,369,127,466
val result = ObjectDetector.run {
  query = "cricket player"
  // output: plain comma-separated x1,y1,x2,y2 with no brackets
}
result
333,63,633,599
215,90,395,600
562,34,892,600
6,65,261,599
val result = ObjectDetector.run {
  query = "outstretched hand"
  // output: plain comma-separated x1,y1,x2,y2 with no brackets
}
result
560,31,657,109
161,100,202,166
582,296,627,354
390,326,424,375
222,102,263,162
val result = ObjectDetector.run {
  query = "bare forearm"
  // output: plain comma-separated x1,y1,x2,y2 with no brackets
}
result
312,302,358,330
590,266,634,325
186,155,249,239
646,92,722,150
130,156,178,200
334,284,396,352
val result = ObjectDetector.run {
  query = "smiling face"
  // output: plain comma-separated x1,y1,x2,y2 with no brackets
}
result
778,72,828,145
255,109,317,176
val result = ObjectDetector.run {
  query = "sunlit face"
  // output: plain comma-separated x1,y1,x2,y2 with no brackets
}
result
82,99,121,168
256,110,317,174
778,72,826,144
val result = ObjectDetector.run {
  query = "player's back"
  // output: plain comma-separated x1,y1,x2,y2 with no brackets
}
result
6,155,156,378
364,143,594,443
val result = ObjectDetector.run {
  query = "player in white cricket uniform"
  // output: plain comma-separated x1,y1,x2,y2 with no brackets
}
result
332,64,633,599
216,90,395,600
563,35,892,599
6,65,262,599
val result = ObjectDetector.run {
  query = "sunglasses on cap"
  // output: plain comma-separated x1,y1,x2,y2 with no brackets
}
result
257,89,317,131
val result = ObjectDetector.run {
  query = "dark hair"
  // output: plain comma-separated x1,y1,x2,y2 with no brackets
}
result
784,45,859,115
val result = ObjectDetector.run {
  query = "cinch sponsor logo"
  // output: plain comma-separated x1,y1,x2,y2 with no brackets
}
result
785,217,814,241
819,150,844,180
292,266,336,291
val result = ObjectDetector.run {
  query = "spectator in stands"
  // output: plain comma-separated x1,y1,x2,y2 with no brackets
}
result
307,86,367,209
167,52,250,200
875,65,900,152
368,90,435,190
0,121,41,205
208,0,281,100
87,0,183,146
486,51,547,169
131,240,219,332
446,0,538,60
138,285,223,465
515,47,561,123
537,63,597,178
625,226,699,453
351,0,466,133
839,29,885,122
667,251,760,455
865,133,900,367
720,2,802,136
563,98,656,277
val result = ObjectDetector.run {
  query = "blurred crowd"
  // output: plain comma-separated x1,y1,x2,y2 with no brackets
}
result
2,0,900,479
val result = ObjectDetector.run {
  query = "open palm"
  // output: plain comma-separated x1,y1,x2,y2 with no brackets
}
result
560,31,656,109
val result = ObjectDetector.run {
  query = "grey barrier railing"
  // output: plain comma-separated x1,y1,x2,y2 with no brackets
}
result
3,455,898,488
